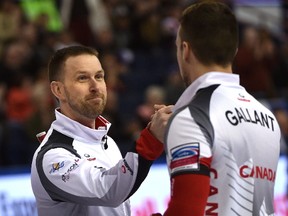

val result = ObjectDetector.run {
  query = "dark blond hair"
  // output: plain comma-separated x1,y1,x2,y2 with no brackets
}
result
48,46,99,82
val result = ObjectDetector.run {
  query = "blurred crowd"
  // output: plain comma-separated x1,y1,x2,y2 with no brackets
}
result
0,0,287,168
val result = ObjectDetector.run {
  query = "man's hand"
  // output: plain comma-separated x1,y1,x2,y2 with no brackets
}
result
135,104,173,160
148,104,174,143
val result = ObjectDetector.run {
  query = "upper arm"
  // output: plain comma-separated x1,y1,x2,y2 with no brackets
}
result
166,108,212,177
164,108,213,215
38,148,138,207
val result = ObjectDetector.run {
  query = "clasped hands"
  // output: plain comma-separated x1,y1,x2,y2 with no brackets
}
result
148,104,174,143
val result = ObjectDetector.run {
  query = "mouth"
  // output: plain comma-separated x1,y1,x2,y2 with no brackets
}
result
88,97,102,102
86,93,105,105
87,93,103,100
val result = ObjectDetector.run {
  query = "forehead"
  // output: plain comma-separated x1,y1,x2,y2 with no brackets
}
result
64,54,102,72
65,54,100,66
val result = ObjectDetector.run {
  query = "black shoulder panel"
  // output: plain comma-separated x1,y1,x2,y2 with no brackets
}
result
188,84,220,147
36,130,81,201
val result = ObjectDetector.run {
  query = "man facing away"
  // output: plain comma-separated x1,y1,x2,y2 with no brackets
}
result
154,1,281,216
31,45,173,216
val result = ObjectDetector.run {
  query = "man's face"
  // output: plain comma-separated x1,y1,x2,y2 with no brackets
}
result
60,54,107,120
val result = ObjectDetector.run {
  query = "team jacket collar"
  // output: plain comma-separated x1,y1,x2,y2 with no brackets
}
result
173,72,240,111
51,109,111,144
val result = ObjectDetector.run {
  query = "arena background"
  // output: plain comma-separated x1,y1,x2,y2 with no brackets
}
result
0,0,287,215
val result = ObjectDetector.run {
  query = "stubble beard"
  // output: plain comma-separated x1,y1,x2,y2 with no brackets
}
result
66,91,107,119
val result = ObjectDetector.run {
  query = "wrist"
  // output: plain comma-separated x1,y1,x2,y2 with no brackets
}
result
135,127,163,160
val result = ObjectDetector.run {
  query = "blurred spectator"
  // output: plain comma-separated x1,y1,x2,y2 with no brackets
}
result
94,28,116,53
0,39,31,88
37,31,58,65
0,0,23,56
2,75,36,166
234,26,278,99
29,67,55,137
54,29,79,50
273,40,288,98
21,0,62,32
60,0,111,46
109,1,132,50
136,85,166,128
101,52,128,92
159,1,181,50
130,1,162,50
6,76,34,123
19,23,43,79
164,68,185,105
33,12,50,42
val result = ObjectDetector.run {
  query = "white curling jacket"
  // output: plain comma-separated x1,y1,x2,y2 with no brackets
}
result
31,109,151,216
165,72,281,215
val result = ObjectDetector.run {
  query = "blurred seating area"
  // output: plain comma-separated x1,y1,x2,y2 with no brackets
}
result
0,0,287,168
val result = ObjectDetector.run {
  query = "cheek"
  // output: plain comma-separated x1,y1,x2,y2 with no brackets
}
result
65,85,85,99
101,82,107,93
176,48,180,61
71,86,85,95
100,83,108,99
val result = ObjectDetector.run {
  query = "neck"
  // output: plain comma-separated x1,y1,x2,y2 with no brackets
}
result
59,106,96,129
187,63,232,85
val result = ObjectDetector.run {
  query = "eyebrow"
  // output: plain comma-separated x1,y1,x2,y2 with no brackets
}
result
97,69,105,74
76,69,105,74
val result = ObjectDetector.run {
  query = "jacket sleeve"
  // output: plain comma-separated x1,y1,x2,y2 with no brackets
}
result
163,105,213,215
125,127,164,199
163,173,210,216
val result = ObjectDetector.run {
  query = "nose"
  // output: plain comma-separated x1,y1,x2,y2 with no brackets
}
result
89,78,99,92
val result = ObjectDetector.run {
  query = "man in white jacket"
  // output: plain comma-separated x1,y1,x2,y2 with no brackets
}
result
31,45,172,216
153,1,281,216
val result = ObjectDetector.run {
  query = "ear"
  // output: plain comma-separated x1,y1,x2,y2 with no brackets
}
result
50,81,65,101
182,41,190,61
182,41,198,65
